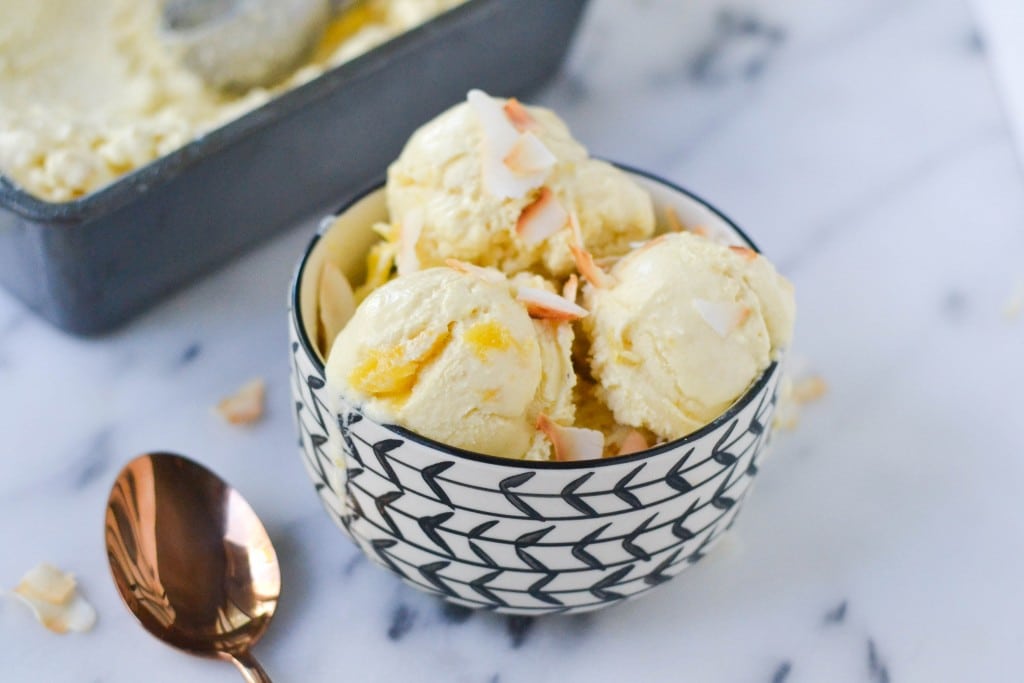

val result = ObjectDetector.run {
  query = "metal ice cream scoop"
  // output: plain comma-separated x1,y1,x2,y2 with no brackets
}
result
161,0,355,91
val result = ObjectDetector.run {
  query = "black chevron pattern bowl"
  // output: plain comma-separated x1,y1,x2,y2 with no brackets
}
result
289,168,784,615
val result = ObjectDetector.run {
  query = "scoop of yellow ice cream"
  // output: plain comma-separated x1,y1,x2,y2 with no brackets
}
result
326,267,575,459
582,233,795,441
385,91,655,277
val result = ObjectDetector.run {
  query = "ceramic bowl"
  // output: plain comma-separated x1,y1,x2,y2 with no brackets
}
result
288,168,783,615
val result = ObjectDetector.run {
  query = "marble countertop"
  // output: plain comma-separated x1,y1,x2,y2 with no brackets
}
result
2,0,1022,680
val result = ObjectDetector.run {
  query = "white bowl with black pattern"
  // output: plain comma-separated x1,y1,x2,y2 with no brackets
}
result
289,168,784,615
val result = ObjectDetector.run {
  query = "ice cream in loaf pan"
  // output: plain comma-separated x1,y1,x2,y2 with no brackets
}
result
0,0,465,202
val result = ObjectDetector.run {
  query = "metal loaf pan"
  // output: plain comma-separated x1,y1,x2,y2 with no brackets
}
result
0,0,588,335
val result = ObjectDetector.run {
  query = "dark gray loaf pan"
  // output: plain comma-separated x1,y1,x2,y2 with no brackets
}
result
0,0,588,335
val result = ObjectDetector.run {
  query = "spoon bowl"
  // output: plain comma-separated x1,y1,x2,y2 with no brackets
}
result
105,452,280,682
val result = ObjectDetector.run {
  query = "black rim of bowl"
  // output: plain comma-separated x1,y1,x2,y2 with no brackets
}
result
290,164,779,470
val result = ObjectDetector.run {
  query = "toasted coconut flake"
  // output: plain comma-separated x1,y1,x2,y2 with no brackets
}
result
617,430,649,456
568,212,614,288
691,225,710,237
792,375,828,403
629,235,669,253
396,208,423,277
445,259,507,283
372,220,398,241
12,564,96,634
318,261,356,358
562,274,579,302
504,132,556,176
693,299,751,337
665,206,685,232
729,245,758,262
775,372,827,431
536,414,604,461
216,378,266,425
517,286,588,321
468,89,548,199
569,210,584,245
503,97,540,132
516,188,568,245
13,592,97,634
16,564,76,605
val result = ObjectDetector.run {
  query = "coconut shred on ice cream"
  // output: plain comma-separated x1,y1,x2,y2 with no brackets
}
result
0,0,463,202
320,90,796,462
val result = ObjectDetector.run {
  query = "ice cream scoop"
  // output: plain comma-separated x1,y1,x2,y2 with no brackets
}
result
581,231,795,441
325,266,579,460
161,0,340,91
385,90,655,277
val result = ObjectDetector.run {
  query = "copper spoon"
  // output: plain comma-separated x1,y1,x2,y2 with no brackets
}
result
105,453,280,682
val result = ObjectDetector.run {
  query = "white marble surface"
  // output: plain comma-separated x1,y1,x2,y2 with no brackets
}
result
2,0,1023,680
970,0,1024,163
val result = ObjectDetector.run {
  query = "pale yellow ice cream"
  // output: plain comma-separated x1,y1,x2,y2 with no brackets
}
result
385,91,655,277
573,377,657,457
0,0,463,202
509,272,577,459
582,232,795,441
326,266,575,460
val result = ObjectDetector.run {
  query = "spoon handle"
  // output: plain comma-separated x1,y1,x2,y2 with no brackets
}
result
225,651,273,683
